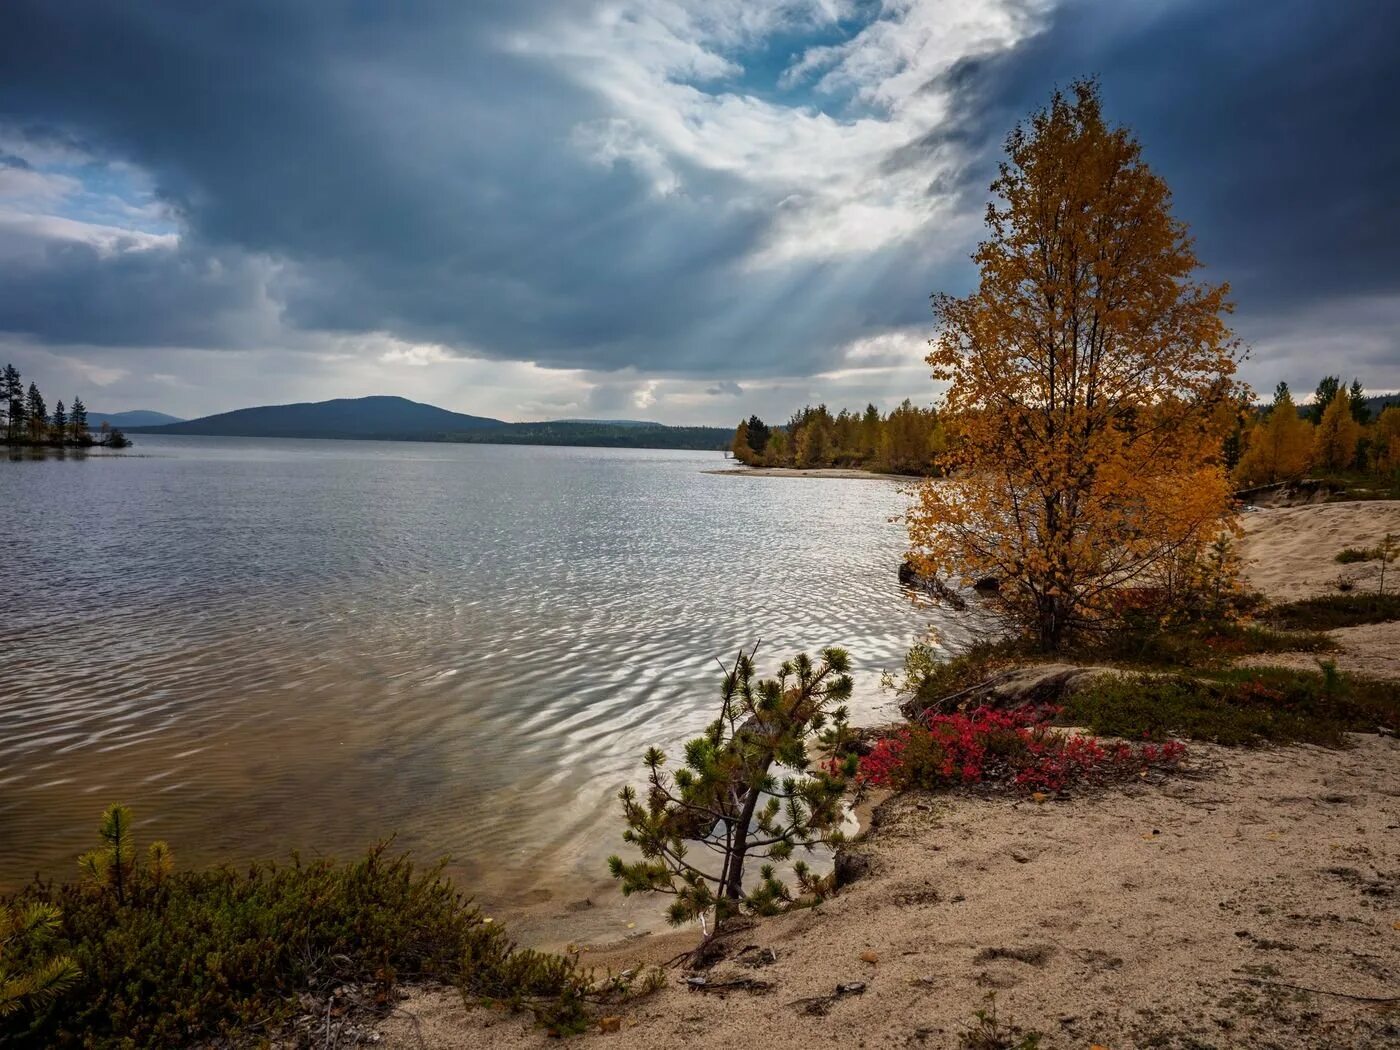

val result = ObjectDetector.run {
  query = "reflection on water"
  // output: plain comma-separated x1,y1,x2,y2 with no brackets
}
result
0,436,964,943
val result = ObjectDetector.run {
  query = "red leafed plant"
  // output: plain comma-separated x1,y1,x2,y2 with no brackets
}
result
858,706,1185,794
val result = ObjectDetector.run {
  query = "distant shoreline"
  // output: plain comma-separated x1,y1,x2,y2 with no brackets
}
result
704,465,922,481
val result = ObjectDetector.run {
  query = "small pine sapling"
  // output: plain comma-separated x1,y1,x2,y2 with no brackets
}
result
609,646,855,936
0,902,80,1018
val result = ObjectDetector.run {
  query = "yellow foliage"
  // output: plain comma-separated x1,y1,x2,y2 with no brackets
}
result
1375,406,1400,473
907,81,1242,650
1235,388,1314,486
1314,387,1361,471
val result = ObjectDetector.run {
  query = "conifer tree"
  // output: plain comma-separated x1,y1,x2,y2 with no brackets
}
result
79,803,137,905
0,903,80,1019
1349,379,1369,423
3,365,25,443
1235,385,1313,485
25,384,46,442
744,415,770,456
69,396,89,443
610,647,853,934
1376,406,1400,474
1315,387,1361,471
1310,376,1340,423
51,400,67,442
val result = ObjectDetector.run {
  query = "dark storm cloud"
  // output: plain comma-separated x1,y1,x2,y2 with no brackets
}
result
0,0,1396,389
0,0,939,377
916,0,1400,320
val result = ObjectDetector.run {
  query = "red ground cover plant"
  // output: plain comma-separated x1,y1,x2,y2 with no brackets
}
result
858,705,1185,794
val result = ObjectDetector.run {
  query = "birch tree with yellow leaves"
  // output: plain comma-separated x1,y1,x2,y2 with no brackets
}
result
908,81,1243,651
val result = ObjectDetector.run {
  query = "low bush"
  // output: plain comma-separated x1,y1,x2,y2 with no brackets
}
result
1080,619,1334,669
1268,592,1400,630
1,806,613,1047
858,706,1185,794
1335,546,1378,564
1060,665,1400,747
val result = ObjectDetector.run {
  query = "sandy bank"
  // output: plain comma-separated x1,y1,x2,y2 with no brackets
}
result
1240,500,1400,679
379,735,1400,1048
1240,501,1400,601
704,466,921,481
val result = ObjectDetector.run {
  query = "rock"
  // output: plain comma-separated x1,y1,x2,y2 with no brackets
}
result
836,982,867,996
900,662,1130,720
859,950,879,964
834,845,874,888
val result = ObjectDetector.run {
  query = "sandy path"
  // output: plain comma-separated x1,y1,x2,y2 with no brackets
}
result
378,737,1400,1049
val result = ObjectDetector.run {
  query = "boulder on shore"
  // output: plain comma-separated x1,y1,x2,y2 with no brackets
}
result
900,662,1125,721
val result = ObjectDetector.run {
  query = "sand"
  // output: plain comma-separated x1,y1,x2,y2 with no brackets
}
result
1239,501,1400,680
374,501,1400,1047
379,737,1400,1048
1239,501,1400,601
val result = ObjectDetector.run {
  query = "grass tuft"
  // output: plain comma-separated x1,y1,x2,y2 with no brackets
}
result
1268,593,1400,630
1059,665,1400,747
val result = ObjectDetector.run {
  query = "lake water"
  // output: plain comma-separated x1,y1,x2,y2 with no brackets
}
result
0,436,965,943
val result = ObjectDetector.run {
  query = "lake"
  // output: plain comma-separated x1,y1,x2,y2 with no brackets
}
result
0,436,965,943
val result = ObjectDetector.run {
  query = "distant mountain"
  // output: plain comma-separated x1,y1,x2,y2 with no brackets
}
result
88,410,186,429
128,395,731,451
132,395,503,440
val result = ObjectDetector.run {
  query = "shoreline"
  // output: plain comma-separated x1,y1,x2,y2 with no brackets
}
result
704,466,923,481
376,497,1400,1047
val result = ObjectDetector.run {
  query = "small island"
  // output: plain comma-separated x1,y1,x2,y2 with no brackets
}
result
2,364,130,450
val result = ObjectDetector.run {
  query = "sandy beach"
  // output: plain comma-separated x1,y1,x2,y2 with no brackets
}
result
381,737,1399,1048
377,499,1400,1048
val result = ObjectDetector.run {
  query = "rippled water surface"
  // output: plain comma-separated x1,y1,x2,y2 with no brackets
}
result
1,437,963,941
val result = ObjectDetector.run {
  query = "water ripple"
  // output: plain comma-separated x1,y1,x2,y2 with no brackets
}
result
0,437,967,942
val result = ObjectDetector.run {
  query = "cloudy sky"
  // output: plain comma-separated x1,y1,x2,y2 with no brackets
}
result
1,1,1397,424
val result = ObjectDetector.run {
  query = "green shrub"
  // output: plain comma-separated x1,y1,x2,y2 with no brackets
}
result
1083,619,1336,668
1060,665,1400,747
1268,592,1400,630
1,808,603,1047
1335,546,1378,564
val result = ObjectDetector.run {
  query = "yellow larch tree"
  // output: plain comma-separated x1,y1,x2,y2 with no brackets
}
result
1314,387,1361,471
1235,383,1314,486
1374,406,1400,473
908,80,1243,651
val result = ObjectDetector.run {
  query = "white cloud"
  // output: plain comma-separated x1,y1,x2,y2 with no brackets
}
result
521,0,1048,265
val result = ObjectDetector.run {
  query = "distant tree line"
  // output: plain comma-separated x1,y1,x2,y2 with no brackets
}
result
449,421,732,451
1232,375,1400,487
732,400,945,475
1,363,128,448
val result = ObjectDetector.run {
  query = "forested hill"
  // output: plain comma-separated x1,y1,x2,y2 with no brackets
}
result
128,395,731,450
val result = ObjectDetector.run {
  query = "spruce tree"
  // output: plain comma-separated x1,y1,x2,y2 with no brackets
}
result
2,365,23,443
25,384,46,443
69,396,89,443
744,415,770,455
1349,379,1370,423
51,400,67,443
1311,376,1340,423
